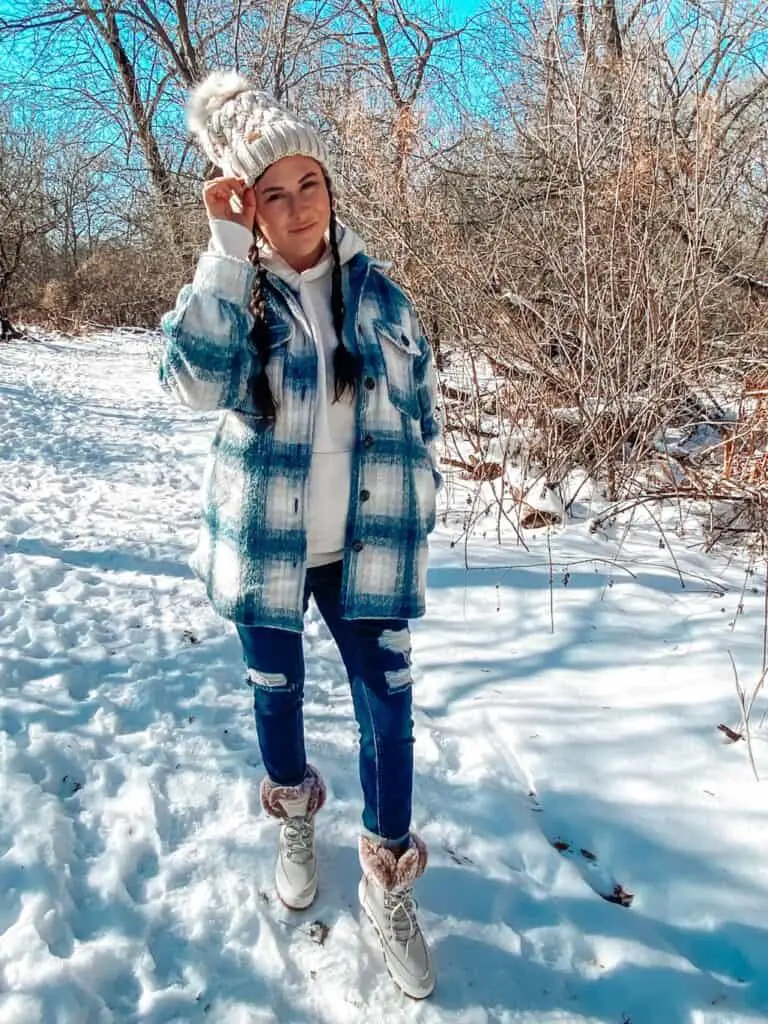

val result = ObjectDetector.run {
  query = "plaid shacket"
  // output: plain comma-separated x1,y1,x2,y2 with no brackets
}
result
160,247,441,631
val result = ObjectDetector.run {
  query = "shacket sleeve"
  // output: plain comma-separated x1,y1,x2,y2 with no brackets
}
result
412,310,444,492
159,232,257,412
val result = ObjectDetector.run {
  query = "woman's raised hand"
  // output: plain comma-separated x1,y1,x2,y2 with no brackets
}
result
203,177,257,231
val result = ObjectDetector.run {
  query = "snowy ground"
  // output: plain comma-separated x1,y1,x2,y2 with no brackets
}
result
1,331,768,1024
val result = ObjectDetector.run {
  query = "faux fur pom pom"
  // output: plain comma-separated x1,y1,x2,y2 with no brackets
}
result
187,71,252,134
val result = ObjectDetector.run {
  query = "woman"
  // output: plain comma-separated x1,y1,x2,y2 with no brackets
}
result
160,72,441,999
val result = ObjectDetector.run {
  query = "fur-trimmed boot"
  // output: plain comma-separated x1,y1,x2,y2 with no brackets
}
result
358,833,435,999
261,764,326,910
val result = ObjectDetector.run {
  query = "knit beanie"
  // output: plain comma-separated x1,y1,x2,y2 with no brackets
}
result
187,71,331,186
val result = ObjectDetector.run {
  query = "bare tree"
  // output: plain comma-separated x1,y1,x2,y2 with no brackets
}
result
3,0,767,531
0,109,56,317
1,0,255,206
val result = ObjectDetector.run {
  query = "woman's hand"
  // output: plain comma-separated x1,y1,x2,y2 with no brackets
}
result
203,177,257,231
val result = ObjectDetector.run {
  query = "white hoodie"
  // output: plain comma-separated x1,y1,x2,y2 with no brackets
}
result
208,219,365,568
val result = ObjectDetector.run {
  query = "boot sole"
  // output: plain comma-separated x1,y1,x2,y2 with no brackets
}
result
278,884,317,909
278,888,317,911
276,869,318,911
358,883,435,1000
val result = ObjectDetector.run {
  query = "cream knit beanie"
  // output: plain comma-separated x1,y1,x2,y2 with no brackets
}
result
187,71,331,185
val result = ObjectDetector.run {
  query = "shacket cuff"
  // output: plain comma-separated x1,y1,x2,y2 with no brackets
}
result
192,251,255,307
208,219,254,262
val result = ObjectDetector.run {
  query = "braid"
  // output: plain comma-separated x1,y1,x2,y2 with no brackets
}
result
325,173,360,402
247,240,277,422
328,198,345,342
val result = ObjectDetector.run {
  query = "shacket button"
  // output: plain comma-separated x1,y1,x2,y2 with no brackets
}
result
363,434,375,448
351,540,364,553
364,376,376,390
360,489,370,502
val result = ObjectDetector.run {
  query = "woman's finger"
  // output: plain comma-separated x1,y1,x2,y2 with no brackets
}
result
203,178,238,199
204,179,247,213
204,176,242,192
201,178,255,228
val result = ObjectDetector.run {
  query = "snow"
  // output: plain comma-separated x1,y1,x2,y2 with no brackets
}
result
1,331,768,1023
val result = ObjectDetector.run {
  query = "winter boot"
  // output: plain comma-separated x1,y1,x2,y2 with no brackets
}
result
261,764,326,910
358,833,435,999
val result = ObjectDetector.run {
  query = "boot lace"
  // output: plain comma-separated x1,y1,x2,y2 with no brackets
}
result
384,886,419,945
282,817,314,863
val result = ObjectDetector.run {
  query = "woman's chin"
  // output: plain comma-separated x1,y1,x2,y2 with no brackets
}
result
285,237,326,271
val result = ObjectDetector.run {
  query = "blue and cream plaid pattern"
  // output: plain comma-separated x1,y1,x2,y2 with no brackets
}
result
160,250,441,631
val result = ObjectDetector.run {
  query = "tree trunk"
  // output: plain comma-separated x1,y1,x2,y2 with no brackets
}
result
77,1,176,208
0,314,24,341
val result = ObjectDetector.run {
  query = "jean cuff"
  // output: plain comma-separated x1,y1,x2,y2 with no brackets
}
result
361,827,411,850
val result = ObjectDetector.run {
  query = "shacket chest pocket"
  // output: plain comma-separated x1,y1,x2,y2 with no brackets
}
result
373,319,420,420
262,317,294,400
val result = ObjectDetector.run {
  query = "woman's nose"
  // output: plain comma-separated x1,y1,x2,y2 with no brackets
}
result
296,191,313,214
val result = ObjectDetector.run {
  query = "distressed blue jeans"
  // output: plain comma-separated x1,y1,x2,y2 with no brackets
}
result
235,560,414,843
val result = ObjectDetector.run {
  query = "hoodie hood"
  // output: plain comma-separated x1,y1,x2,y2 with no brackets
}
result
258,222,367,289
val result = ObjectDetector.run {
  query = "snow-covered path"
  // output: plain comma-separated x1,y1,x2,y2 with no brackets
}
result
1,333,767,1023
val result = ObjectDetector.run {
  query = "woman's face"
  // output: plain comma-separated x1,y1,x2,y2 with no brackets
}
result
253,155,331,272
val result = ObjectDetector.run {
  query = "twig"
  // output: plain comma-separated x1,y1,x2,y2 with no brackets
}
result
600,502,636,602
642,502,686,591
546,527,555,634
728,650,762,782
729,553,755,634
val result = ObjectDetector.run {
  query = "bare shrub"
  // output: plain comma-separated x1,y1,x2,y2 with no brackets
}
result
422,1,768,530
39,279,76,317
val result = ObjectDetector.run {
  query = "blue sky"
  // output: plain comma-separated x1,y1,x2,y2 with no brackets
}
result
444,0,486,23
0,0,494,139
